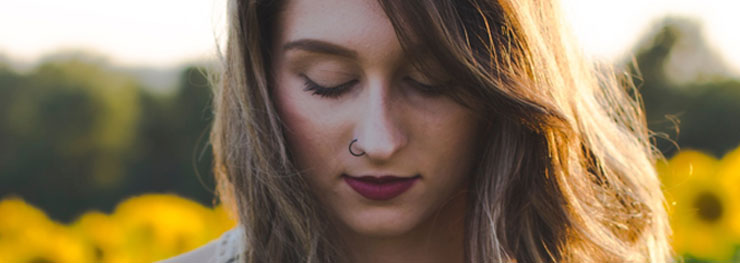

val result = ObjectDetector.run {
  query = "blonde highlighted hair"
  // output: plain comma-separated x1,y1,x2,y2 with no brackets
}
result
209,0,673,262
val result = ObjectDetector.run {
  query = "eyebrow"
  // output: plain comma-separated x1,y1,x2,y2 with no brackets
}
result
283,39,358,59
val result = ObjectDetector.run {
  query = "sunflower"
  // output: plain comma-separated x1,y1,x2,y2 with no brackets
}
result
659,151,736,260
212,203,238,235
0,197,95,263
71,211,126,263
111,193,223,262
717,145,740,243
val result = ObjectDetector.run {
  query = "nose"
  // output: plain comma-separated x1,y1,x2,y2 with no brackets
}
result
353,82,408,161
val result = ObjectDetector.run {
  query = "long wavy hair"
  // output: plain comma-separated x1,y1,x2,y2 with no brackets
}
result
209,0,674,262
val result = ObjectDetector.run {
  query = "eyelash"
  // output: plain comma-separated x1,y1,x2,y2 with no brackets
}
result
405,77,445,96
300,74,444,99
301,74,357,98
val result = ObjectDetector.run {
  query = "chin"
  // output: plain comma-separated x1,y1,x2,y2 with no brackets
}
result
341,207,423,238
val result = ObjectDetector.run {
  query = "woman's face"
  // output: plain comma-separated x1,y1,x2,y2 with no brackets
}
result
272,0,481,238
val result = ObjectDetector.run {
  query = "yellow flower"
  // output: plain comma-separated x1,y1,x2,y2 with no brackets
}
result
212,203,238,235
660,151,735,260
0,197,95,263
111,194,222,262
717,145,740,242
0,194,237,263
71,211,125,263
0,197,52,240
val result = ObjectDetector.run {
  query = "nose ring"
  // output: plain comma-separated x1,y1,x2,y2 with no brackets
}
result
349,138,366,157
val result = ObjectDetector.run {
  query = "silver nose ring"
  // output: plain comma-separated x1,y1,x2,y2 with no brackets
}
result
349,138,366,157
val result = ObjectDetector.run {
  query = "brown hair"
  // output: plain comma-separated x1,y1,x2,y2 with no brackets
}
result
210,0,673,262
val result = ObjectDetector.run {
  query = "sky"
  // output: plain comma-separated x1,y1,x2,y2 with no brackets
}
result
1,0,739,75
561,0,740,75
0,0,227,68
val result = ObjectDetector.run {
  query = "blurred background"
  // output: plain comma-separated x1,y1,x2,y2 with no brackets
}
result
1,0,739,262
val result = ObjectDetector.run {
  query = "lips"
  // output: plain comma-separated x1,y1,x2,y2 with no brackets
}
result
343,174,420,201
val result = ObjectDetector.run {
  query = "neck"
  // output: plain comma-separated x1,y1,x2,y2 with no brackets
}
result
338,192,467,263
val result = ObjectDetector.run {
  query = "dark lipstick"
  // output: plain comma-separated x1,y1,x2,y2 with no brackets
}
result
343,174,420,201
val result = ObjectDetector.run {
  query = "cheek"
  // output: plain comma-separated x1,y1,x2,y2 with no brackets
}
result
274,77,348,178
414,107,480,180
276,91,319,164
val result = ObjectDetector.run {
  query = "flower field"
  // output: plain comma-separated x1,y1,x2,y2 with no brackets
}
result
1,146,739,262
0,194,236,262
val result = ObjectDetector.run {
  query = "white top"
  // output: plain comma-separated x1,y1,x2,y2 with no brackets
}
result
211,224,246,263
156,225,246,263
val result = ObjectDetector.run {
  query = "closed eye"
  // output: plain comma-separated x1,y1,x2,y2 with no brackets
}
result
301,74,358,98
404,77,445,96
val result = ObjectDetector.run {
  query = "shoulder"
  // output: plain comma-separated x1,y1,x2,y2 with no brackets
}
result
155,225,245,263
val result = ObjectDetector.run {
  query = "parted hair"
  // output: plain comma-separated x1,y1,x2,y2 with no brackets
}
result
209,0,674,262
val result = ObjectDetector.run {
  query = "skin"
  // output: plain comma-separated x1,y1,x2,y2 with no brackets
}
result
272,0,481,262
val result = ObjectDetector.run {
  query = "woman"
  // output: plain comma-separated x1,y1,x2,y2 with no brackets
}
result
162,0,673,262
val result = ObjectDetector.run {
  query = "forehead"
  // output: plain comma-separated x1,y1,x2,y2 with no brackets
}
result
275,0,403,63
